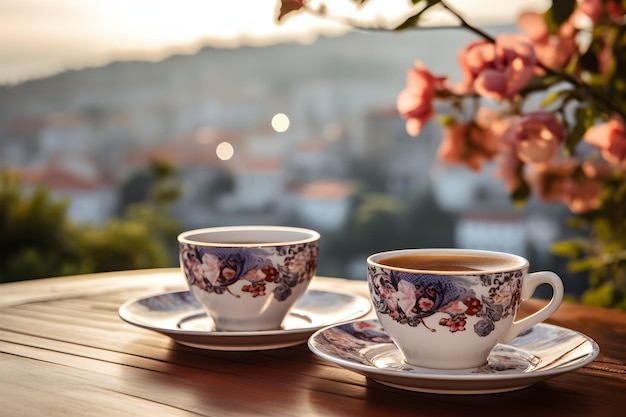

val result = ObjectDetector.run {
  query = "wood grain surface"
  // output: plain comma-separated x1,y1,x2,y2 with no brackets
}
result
1,269,624,417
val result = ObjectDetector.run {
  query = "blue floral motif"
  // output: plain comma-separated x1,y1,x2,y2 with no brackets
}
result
370,266,523,337
315,321,394,364
180,241,319,301
474,319,496,336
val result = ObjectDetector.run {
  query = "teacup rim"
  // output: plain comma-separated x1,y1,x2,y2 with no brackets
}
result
178,225,320,247
367,248,529,275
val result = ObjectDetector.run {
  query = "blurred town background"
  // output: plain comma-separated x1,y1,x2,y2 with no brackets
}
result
0,21,585,296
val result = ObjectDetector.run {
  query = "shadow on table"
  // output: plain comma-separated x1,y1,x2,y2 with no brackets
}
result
306,376,594,417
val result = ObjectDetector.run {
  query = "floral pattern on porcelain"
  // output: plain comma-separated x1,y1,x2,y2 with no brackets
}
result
180,241,319,301
368,266,523,337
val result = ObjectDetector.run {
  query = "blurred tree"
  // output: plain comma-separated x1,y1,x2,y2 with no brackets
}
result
194,168,235,207
394,190,457,249
0,170,87,281
320,189,457,279
322,192,404,272
0,159,181,283
116,169,153,215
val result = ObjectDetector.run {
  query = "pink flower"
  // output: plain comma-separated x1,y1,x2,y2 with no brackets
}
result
396,61,447,136
180,246,206,289
375,277,399,316
597,36,614,75
563,177,603,213
191,262,206,289
528,159,603,213
457,34,536,101
442,300,468,315
576,0,624,24
200,253,221,286
528,159,579,202
242,268,267,284
475,107,511,135
437,121,500,171
504,112,565,165
397,280,418,317
417,297,434,312
578,0,604,23
517,12,577,70
584,117,626,167
581,160,615,179
495,144,524,193
605,0,625,22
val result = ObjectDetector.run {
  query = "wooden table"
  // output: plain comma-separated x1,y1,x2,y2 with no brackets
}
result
1,268,624,417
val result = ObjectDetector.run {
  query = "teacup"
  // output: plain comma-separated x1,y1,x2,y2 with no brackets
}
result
367,248,564,369
178,225,320,331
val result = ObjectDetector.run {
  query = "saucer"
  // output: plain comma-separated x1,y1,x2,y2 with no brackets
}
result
118,289,371,351
308,319,599,394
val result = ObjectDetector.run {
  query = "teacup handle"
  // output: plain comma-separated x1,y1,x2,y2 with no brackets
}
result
501,271,564,344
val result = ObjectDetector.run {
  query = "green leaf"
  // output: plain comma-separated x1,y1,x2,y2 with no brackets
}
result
395,13,421,30
394,0,441,30
353,193,403,224
566,216,589,230
511,179,530,206
541,89,569,108
581,282,616,308
550,240,583,258
566,106,595,154
579,41,602,73
544,0,576,34
523,74,561,92
568,257,600,273
437,114,455,126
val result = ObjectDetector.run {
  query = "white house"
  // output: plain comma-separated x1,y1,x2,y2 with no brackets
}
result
19,153,116,225
293,180,355,231
455,211,527,257
224,157,285,212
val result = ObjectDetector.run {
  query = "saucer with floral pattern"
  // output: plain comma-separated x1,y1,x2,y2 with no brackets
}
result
308,319,599,394
119,289,371,350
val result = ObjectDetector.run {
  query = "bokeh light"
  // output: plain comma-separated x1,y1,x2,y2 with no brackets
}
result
216,141,234,160
271,113,290,132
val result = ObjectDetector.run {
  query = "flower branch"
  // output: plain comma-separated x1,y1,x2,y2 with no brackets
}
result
276,0,626,309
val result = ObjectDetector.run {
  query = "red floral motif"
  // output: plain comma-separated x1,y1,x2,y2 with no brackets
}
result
462,296,482,316
439,316,467,332
242,283,267,297
262,265,279,282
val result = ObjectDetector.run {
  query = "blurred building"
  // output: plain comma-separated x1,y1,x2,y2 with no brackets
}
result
18,153,116,224
293,180,355,231
456,211,527,257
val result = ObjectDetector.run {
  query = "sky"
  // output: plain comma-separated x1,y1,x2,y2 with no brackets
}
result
0,0,549,85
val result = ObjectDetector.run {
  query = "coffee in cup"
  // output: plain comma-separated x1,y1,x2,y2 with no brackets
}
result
367,248,564,369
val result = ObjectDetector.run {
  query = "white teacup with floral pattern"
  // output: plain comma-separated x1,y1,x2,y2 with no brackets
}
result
178,226,320,331
367,248,564,369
